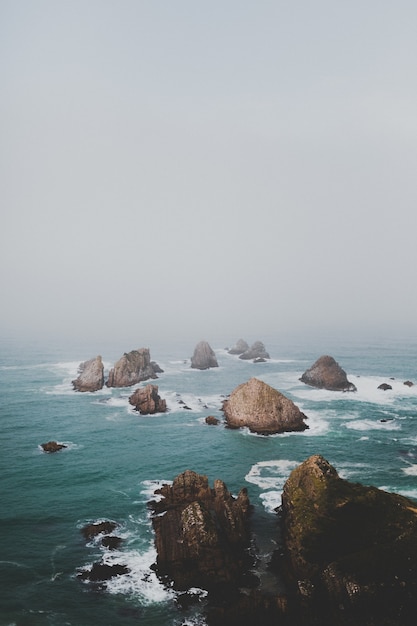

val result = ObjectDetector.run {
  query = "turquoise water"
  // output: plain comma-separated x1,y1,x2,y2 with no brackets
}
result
1,334,417,625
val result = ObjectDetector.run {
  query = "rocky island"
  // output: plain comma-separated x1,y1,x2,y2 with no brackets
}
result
222,377,308,434
72,355,104,392
128,384,167,414
300,355,357,391
106,348,161,387
190,340,219,370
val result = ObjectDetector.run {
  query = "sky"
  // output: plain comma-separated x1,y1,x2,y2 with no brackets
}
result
1,0,417,346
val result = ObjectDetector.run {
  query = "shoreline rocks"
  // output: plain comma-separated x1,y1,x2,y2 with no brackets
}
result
300,355,357,392
190,341,219,370
222,377,308,435
72,356,104,392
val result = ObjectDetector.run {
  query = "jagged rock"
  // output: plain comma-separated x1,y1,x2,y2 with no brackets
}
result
41,441,67,453
239,341,270,360
228,339,250,355
128,384,167,414
205,415,220,425
190,341,219,370
404,380,414,387
378,383,392,390
81,521,118,541
101,536,123,550
149,470,252,591
280,454,417,625
78,562,129,582
300,355,357,391
222,377,308,435
72,355,104,392
106,348,161,387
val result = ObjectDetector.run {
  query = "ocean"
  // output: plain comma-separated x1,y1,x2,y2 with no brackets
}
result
1,333,417,625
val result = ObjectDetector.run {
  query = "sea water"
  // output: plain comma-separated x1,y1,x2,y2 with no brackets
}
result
1,333,417,625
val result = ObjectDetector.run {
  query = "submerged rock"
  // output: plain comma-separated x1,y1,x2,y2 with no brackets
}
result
228,339,250,355
280,454,417,625
222,377,308,435
81,521,119,541
190,341,218,370
78,562,129,582
149,469,252,591
41,441,67,453
106,348,161,387
72,355,104,392
128,384,167,414
239,341,270,361
300,355,356,391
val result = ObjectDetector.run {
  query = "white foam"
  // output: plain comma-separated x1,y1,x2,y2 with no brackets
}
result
259,491,282,513
245,460,299,491
140,479,172,502
402,464,417,476
343,418,401,432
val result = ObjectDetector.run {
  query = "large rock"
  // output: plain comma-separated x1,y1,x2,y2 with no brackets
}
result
149,470,252,591
228,338,249,355
300,355,357,391
72,356,104,392
280,454,417,624
222,377,308,435
41,441,67,453
239,340,270,360
106,348,160,387
128,384,167,414
190,341,218,370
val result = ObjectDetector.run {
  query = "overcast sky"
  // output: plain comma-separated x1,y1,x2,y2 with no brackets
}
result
1,1,417,346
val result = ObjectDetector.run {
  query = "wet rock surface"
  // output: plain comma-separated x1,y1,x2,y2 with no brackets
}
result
300,355,357,391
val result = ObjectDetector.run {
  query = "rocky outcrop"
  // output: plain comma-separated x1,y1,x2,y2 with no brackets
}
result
72,356,104,392
128,384,167,414
228,339,249,355
222,377,308,435
106,348,160,387
378,382,392,390
41,441,67,453
280,454,417,625
205,415,220,425
78,562,129,582
149,470,252,591
300,355,357,391
239,340,270,361
404,380,414,387
190,341,218,370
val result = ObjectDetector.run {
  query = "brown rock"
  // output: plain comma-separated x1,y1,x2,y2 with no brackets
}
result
41,441,67,453
81,521,118,541
205,415,220,425
106,348,160,387
128,384,167,414
149,470,252,591
300,355,357,391
222,377,308,435
190,341,218,370
72,356,104,392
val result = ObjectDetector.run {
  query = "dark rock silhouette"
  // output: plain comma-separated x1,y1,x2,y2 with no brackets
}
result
149,469,252,591
78,562,129,582
72,356,104,392
128,384,167,414
300,355,357,391
378,382,393,390
280,454,417,625
41,441,67,453
404,380,414,387
222,377,308,435
190,341,219,370
239,340,270,360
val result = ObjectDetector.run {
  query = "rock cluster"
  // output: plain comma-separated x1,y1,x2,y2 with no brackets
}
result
128,384,167,414
280,454,417,624
239,340,270,361
190,341,219,370
149,470,252,591
107,348,160,387
78,521,126,582
72,356,104,392
222,377,308,434
300,355,357,391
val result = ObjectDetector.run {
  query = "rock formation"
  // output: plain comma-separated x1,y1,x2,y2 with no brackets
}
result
205,415,220,425
280,454,417,625
106,348,161,387
300,355,357,391
378,382,393,390
239,340,270,360
222,377,308,435
40,441,67,453
72,356,104,392
149,469,252,591
228,338,249,355
404,380,414,387
190,341,218,370
128,384,167,414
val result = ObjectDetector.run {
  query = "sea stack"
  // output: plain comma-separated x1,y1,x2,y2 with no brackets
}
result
72,356,104,392
228,339,250,355
106,348,160,387
300,355,356,391
222,377,308,434
239,341,270,361
190,341,219,370
128,384,167,414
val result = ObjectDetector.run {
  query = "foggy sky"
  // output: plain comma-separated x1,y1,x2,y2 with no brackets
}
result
1,1,417,346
